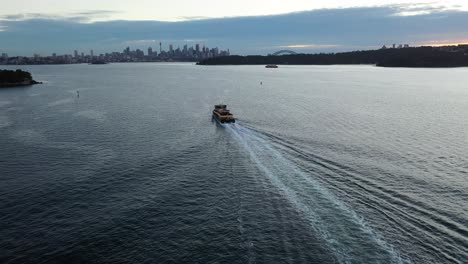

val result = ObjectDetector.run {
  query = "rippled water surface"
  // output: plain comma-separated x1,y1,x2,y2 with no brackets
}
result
1,64,467,263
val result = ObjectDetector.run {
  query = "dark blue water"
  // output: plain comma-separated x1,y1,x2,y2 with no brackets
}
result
1,63,467,263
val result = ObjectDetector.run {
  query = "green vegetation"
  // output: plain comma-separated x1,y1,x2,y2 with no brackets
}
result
0,69,40,87
198,47,468,68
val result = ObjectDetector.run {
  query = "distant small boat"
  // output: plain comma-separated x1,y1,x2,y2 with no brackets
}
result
212,104,235,123
265,64,278,68
90,60,108,65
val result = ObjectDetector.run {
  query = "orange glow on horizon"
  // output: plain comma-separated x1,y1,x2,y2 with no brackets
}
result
418,40,468,47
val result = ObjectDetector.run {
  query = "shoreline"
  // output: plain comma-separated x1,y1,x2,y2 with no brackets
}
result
2,62,467,69
197,47,468,68
197,63,468,69
0,69,42,88
0,80,42,88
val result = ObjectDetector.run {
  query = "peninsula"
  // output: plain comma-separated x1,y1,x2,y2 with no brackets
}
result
0,69,41,87
197,46,468,68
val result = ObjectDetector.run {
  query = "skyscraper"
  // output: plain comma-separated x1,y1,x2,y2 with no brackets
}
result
148,47,153,56
90,50,94,57
135,49,144,58
74,50,78,58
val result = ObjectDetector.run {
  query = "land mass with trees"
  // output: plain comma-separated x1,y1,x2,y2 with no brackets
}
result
197,46,468,68
0,69,41,87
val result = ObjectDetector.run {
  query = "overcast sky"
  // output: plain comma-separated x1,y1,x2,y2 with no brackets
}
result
1,1,468,55
1,0,467,21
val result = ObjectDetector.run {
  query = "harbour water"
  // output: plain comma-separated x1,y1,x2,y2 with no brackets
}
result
0,63,467,263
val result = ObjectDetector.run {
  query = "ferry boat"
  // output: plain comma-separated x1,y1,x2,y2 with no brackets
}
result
213,105,235,123
265,64,278,68
90,60,108,65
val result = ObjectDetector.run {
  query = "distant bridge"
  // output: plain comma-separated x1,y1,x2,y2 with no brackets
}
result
271,50,298,56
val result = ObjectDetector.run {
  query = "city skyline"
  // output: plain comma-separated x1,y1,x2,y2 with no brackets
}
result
1,42,229,58
0,44,230,65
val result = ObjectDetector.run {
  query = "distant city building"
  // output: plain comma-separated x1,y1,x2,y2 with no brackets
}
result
135,49,144,58
382,43,410,49
0,43,231,65
124,47,130,55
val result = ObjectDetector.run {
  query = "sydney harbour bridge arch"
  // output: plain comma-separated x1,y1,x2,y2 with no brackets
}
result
271,50,298,56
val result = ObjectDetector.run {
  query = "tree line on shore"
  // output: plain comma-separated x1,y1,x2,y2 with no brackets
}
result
0,69,39,87
198,47,468,67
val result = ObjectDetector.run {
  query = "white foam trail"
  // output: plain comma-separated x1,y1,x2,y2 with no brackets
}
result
74,110,107,122
48,98,74,107
226,123,409,264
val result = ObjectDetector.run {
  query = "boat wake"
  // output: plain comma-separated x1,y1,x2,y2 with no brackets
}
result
225,123,410,264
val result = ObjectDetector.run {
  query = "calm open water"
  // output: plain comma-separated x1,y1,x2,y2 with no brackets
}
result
0,63,467,264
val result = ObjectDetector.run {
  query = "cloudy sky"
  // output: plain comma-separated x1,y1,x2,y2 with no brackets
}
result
1,0,468,55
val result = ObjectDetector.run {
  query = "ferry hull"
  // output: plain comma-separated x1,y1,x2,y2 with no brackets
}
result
212,113,235,123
